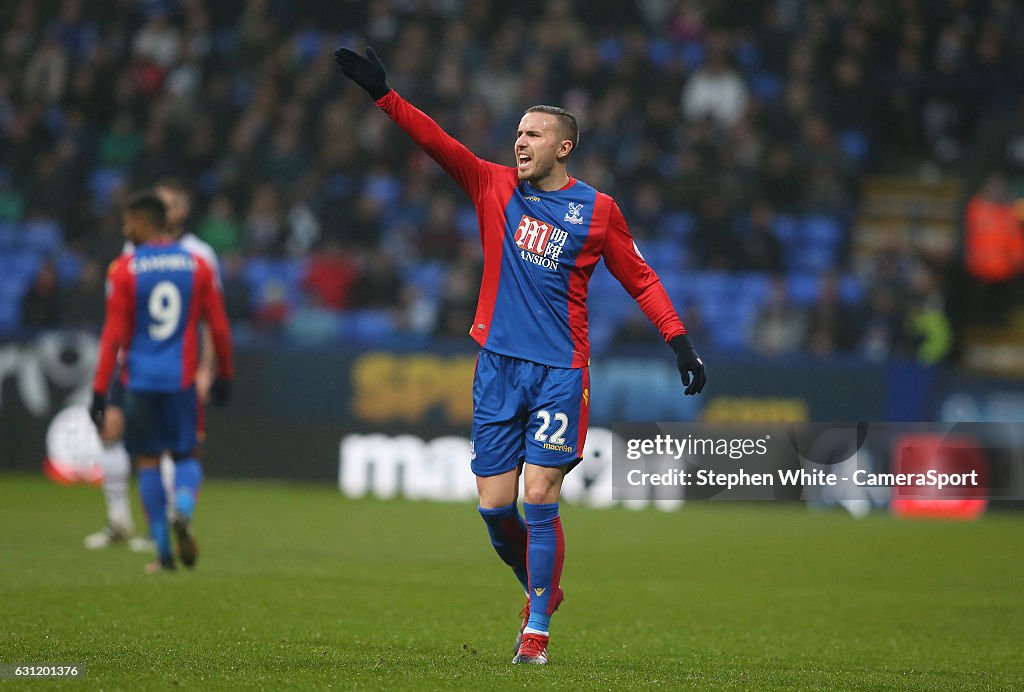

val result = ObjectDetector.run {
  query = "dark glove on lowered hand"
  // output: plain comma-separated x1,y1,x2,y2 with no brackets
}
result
333,46,390,100
90,391,106,430
669,333,707,396
209,378,232,407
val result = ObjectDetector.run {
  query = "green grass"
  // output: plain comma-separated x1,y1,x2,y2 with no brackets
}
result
1,473,1022,690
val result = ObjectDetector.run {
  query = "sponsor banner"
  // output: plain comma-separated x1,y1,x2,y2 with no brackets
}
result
611,422,1023,513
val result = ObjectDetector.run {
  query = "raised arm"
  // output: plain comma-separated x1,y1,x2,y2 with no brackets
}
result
602,200,707,395
334,47,490,199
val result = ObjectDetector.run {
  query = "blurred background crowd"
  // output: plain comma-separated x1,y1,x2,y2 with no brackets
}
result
2,0,1023,364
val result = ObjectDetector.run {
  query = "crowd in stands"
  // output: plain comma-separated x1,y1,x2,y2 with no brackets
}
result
2,0,1023,363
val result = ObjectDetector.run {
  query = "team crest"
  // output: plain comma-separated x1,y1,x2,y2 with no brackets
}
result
564,202,585,225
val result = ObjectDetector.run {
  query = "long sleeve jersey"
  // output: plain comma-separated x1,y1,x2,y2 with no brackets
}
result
378,91,685,368
93,240,234,393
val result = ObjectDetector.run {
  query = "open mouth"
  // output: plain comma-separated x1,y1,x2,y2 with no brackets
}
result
517,153,531,169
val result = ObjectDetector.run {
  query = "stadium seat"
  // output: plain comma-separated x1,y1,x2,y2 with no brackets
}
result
750,72,783,102
735,40,761,71
646,39,674,68
661,210,696,240
56,250,84,284
0,221,18,250
802,215,844,247
771,214,800,244
350,310,397,342
90,167,126,215
839,130,870,168
679,41,706,68
404,262,447,300
786,273,820,305
455,205,478,237
839,274,865,305
21,219,63,256
791,244,836,272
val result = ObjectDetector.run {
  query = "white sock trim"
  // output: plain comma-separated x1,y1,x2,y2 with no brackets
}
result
522,626,549,636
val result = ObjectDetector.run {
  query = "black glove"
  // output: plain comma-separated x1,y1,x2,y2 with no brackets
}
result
669,333,707,396
333,46,390,100
209,377,232,407
90,391,106,430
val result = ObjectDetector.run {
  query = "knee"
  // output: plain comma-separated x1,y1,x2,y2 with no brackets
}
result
522,482,557,506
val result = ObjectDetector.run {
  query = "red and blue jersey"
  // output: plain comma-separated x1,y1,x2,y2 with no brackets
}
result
93,240,234,394
378,91,686,368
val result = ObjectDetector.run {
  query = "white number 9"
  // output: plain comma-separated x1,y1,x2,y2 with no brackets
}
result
148,280,182,340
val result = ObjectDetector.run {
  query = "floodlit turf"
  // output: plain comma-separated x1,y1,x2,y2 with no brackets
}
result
1,473,1022,690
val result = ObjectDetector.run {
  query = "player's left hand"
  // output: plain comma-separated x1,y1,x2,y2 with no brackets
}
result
333,46,390,100
669,334,707,396
89,391,106,430
209,378,232,407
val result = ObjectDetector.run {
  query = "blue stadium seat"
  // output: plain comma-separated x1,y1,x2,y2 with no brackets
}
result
791,244,836,272
750,72,783,102
735,40,761,71
598,37,625,65
90,167,126,215
802,215,844,247
56,250,84,284
404,262,447,300
350,310,397,341
839,130,870,167
771,214,800,244
646,39,674,68
0,276,27,335
694,270,731,300
21,219,62,255
786,273,820,305
735,272,773,305
679,41,706,68
0,221,18,249
456,205,478,237
839,274,865,305
661,210,696,240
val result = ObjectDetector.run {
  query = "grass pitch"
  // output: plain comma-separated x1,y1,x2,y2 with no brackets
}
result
1,473,1022,690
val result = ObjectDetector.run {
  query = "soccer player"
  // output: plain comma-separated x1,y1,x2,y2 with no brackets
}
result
90,191,234,573
84,180,222,551
334,47,707,664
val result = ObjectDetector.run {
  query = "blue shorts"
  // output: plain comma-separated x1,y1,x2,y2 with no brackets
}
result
123,388,198,457
471,350,590,477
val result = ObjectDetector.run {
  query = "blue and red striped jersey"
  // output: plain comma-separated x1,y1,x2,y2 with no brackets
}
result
93,241,233,393
378,91,686,368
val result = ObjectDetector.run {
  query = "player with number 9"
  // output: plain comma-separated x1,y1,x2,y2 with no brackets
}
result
91,191,234,573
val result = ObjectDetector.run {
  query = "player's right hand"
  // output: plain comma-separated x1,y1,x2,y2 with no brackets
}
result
333,46,390,100
209,378,232,407
89,391,106,430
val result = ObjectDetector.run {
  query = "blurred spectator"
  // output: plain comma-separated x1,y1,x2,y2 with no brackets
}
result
220,252,253,325
693,194,741,269
739,202,784,273
859,286,909,362
681,33,748,127
198,194,242,254
435,255,481,339
352,253,402,310
301,241,359,311
805,272,860,357
58,256,105,329
963,172,1024,325
21,261,61,329
750,277,806,357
